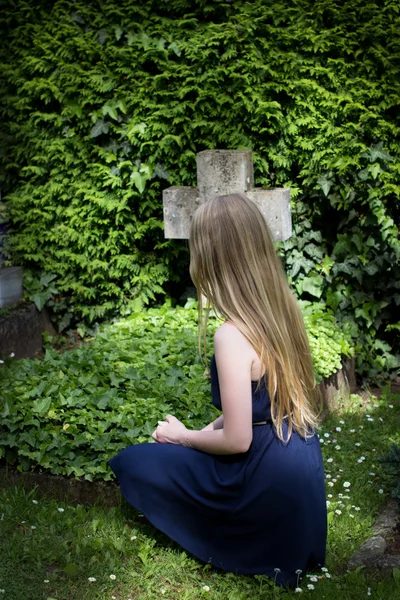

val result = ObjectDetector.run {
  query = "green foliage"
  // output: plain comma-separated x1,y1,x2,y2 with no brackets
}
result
300,301,353,382
0,303,352,480
278,143,399,381
0,0,398,384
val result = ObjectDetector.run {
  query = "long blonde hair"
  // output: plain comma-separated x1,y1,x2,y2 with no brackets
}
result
189,193,320,441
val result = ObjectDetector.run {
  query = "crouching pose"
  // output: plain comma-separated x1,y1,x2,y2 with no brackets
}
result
109,193,327,587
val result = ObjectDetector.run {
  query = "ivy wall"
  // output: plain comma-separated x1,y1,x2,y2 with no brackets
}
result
0,0,399,377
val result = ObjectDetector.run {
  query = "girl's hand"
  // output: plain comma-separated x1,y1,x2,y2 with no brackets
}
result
152,415,188,445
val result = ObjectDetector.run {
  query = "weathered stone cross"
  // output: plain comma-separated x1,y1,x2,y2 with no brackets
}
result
163,150,292,242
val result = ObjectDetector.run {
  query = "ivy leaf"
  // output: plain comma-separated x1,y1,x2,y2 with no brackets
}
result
31,292,47,311
168,42,181,57
90,119,109,138
97,29,108,45
317,175,333,197
32,397,52,416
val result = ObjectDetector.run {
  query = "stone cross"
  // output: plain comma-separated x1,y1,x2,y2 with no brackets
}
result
163,150,292,242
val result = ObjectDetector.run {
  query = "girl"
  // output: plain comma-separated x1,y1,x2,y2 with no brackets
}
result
109,193,327,587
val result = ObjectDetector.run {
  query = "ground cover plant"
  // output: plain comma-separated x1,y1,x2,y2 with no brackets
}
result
0,303,352,480
1,389,399,600
0,0,398,383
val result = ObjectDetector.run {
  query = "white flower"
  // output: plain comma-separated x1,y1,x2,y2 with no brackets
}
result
109,574,116,580
349,514,354,518
379,489,384,494
202,585,210,592
327,458,333,463
295,587,303,593
307,584,315,590
32,500,38,504
321,567,328,572
354,506,361,511
389,404,393,408
339,420,345,424
335,427,342,432
369,472,375,476
10,352,15,357
0,590,5,594
326,474,332,479
367,418,374,422
324,433,330,438
327,494,332,498
326,501,331,507
335,509,342,515
31,525,36,530
335,445,341,450
343,482,351,488
88,577,96,582
43,580,49,583
57,507,64,513
355,442,361,447
310,576,318,582
161,590,166,595
274,568,281,573
0,360,4,364
130,535,137,540
325,573,331,578
295,569,302,575
328,482,334,487
367,587,371,596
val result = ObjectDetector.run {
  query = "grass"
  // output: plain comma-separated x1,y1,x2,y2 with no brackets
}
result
1,389,400,599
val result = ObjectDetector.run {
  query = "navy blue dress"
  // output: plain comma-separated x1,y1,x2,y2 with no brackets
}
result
109,355,327,586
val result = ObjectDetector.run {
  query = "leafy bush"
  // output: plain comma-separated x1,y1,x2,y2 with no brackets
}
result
0,303,352,480
0,0,399,342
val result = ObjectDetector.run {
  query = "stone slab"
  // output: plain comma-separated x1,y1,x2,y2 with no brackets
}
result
196,149,254,201
0,303,56,359
163,186,199,239
0,267,23,308
246,188,292,242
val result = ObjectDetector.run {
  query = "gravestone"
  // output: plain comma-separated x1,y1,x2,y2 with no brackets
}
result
0,209,24,308
163,149,292,242
0,267,24,308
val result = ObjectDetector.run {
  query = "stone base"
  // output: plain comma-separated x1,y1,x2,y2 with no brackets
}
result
348,499,400,572
0,303,56,359
319,357,357,413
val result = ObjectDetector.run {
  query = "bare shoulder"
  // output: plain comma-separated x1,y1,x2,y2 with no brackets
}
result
214,322,255,357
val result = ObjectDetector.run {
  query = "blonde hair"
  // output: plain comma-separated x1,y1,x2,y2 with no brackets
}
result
189,193,320,441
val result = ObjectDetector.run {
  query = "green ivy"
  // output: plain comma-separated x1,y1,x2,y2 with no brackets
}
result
0,303,352,480
0,0,398,376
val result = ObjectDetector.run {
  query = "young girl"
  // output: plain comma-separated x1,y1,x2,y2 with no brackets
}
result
109,193,327,587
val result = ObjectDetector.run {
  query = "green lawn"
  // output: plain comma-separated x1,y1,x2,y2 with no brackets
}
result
1,389,400,600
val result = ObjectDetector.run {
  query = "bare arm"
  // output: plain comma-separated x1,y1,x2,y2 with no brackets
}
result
153,324,254,454
201,414,224,431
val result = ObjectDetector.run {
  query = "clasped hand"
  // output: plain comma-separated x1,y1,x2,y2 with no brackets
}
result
152,414,188,445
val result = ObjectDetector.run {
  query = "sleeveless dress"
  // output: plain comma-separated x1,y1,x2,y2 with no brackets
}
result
109,355,327,587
